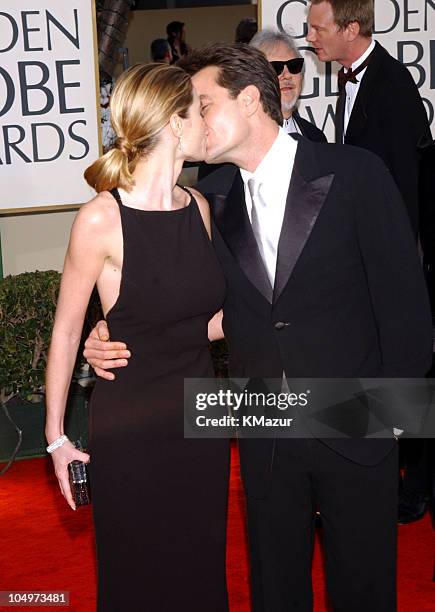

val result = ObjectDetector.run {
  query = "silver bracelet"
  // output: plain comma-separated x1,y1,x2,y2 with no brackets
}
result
46,434,69,453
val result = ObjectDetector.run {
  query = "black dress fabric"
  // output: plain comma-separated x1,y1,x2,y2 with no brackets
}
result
88,187,229,612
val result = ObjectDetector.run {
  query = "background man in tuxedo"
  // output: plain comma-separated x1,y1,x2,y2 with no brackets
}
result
84,44,432,611
250,29,326,142
307,0,432,237
307,0,434,524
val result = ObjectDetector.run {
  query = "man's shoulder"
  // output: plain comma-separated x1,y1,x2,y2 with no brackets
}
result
301,141,393,206
304,142,396,201
372,42,417,89
301,138,383,171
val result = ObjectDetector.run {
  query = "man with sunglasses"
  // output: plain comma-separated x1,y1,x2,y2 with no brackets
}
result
251,29,326,142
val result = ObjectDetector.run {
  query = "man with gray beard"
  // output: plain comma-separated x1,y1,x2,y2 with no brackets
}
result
251,29,326,141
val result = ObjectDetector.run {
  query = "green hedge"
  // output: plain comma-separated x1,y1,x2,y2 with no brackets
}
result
0,271,61,403
0,271,103,404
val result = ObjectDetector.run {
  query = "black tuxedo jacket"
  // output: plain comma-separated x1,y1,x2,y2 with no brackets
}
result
293,110,327,143
344,41,432,236
197,136,433,497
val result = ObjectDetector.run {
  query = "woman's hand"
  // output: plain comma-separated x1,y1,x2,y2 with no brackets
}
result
49,440,90,511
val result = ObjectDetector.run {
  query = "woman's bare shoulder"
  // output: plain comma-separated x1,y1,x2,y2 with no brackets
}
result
189,187,212,237
74,190,119,232
189,187,210,215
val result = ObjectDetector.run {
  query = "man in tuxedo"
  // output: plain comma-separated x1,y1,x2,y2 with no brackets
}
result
250,28,326,142
307,0,432,237
308,0,434,523
83,44,432,610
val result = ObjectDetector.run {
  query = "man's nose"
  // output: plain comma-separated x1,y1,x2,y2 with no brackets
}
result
280,65,292,80
306,27,315,43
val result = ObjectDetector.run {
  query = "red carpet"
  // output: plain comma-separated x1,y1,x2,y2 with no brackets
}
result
0,444,433,611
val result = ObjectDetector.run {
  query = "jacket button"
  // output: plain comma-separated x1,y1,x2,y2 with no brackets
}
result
274,321,289,330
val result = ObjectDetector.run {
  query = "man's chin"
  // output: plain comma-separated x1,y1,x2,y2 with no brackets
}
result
204,145,234,166
315,49,330,62
204,152,222,165
185,154,205,163
282,100,297,116
184,147,207,163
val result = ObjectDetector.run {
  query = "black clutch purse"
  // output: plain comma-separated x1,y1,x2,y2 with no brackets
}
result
68,440,91,506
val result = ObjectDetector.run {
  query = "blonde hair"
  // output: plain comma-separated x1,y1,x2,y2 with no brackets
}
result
85,63,193,192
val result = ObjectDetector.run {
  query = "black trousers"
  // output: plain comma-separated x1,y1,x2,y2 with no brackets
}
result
245,438,398,612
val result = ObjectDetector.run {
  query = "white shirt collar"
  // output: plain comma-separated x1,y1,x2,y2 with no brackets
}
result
348,39,376,77
283,115,301,135
240,127,295,187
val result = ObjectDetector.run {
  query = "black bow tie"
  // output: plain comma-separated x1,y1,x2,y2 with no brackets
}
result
335,47,375,144
337,50,374,92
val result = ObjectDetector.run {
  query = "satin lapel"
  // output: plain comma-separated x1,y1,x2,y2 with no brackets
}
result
206,173,273,303
273,165,335,304
345,42,382,144
292,112,306,137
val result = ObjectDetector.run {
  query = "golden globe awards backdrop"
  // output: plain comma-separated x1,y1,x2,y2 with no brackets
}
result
0,1,100,213
260,0,435,141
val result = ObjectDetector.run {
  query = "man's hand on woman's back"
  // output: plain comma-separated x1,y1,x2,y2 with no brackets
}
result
83,320,131,380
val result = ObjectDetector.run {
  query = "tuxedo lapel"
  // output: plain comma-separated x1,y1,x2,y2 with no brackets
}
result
273,147,335,304
345,42,383,144
202,140,334,306
292,111,304,136
205,173,273,303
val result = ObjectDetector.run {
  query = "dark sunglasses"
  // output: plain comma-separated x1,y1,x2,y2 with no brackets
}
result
270,58,304,76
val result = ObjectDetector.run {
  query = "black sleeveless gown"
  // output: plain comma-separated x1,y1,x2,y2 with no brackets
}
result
88,187,229,612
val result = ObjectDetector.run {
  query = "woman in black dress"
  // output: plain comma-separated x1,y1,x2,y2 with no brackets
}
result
45,63,229,611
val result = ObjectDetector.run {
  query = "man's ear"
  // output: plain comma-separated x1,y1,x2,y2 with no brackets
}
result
344,20,361,43
169,113,183,138
238,84,261,117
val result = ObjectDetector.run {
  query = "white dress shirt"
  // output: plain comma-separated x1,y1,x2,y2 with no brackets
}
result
240,127,298,286
343,39,376,139
283,116,301,135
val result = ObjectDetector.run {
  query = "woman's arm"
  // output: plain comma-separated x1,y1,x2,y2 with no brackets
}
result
45,197,112,509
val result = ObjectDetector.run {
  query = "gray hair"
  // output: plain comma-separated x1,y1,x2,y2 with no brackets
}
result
250,28,302,60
